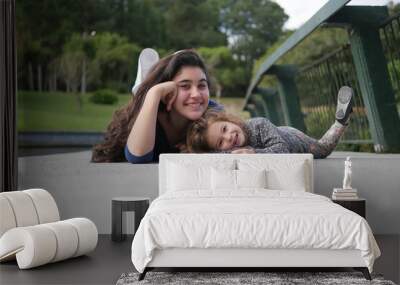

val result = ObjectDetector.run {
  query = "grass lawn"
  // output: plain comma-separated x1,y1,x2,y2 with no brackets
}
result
215,97,250,120
17,92,248,132
18,91,131,132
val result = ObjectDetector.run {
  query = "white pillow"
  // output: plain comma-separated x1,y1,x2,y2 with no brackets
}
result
236,169,267,189
166,160,236,192
269,161,306,191
238,159,308,191
211,168,267,190
211,168,236,190
167,162,210,191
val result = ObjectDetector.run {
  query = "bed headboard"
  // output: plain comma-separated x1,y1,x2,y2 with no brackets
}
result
159,154,314,196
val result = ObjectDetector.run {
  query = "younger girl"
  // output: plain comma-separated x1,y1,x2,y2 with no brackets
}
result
186,86,353,158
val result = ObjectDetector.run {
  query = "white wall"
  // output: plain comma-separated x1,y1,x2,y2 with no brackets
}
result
18,151,400,234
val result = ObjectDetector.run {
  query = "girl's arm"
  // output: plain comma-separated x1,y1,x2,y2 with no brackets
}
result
126,82,177,158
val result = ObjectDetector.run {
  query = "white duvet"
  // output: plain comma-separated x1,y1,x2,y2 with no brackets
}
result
131,190,380,273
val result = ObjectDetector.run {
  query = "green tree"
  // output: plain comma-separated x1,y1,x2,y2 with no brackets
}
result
164,0,227,49
16,0,114,91
199,46,247,98
220,0,287,73
58,32,139,104
60,35,86,94
105,0,167,49
59,34,94,111
388,1,400,15
90,33,141,93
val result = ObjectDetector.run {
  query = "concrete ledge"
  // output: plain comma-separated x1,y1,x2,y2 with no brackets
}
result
18,132,104,147
18,151,400,234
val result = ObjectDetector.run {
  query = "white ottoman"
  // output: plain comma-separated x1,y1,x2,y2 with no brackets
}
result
0,189,98,269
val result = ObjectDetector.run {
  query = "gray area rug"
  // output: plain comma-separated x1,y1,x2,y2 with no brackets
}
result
116,271,396,285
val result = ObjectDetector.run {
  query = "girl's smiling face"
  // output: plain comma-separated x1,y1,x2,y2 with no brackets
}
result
172,66,209,121
206,121,246,151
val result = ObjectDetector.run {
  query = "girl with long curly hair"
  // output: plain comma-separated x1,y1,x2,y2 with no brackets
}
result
92,49,222,163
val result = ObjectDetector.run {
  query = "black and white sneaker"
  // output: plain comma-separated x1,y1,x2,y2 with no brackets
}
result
132,48,160,95
335,86,354,125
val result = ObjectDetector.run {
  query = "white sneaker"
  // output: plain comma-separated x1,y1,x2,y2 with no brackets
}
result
132,48,160,95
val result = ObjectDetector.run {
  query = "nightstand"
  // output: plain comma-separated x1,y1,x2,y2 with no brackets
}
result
332,198,366,218
111,197,150,242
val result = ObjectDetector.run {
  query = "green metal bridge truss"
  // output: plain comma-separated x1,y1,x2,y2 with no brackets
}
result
244,0,400,152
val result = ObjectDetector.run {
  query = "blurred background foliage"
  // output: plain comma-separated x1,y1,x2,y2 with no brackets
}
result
16,0,400,136
16,0,287,99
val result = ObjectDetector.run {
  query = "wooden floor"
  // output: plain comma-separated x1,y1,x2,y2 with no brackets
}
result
0,234,398,285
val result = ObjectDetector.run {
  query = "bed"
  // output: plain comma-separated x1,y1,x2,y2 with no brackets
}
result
131,154,380,280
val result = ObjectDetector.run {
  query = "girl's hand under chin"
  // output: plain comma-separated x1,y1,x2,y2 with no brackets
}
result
231,147,255,154
151,81,178,111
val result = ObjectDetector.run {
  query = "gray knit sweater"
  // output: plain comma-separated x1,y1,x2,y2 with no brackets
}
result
223,117,342,157
214,117,311,154
244,117,294,153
